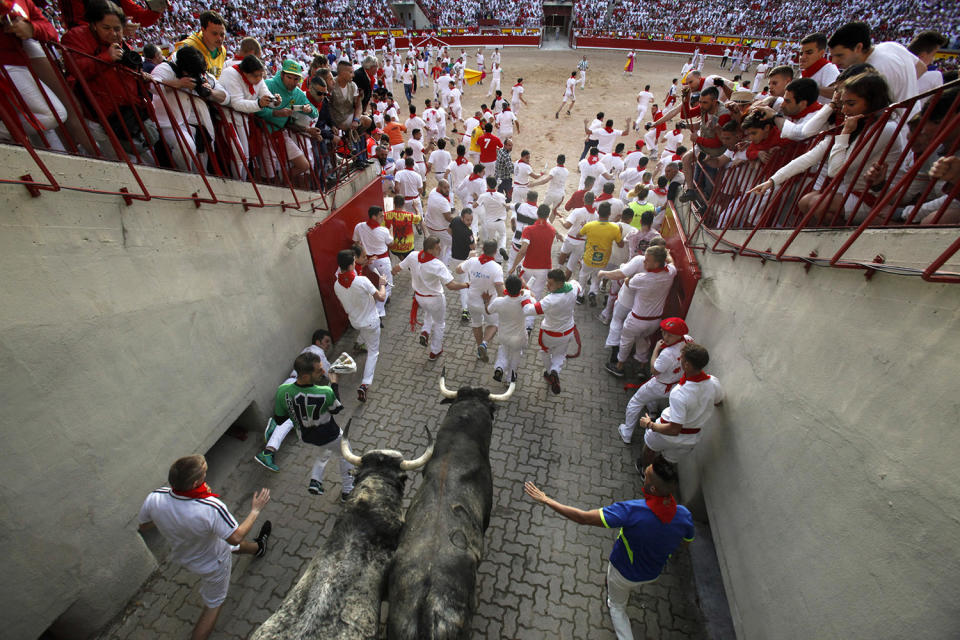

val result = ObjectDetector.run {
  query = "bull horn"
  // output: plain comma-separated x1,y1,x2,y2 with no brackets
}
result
488,380,516,402
400,425,435,471
438,368,457,399
340,419,363,466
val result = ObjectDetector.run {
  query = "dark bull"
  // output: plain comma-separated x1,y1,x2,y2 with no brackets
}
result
250,422,433,640
386,372,515,639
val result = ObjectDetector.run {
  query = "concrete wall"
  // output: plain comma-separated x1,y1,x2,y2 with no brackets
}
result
680,229,960,639
0,146,375,639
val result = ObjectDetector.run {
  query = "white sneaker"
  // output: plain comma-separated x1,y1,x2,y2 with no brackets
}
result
617,423,632,444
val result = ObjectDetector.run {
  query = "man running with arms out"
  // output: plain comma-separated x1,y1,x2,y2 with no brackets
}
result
555,70,578,119
530,154,570,220
393,236,469,360
456,240,505,362
333,249,387,402
523,269,581,395
138,457,272,640
524,458,694,640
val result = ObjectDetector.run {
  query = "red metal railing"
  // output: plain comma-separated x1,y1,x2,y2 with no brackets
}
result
0,42,372,212
682,80,960,283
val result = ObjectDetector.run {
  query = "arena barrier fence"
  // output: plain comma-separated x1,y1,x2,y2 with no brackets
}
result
572,32,774,58
682,80,960,283
0,42,377,212
281,27,543,51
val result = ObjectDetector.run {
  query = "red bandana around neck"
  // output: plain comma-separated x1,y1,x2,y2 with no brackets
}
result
337,268,356,288
417,250,437,263
643,489,678,523
478,254,496,264
241,76,256,96
673,128,681,135
678,371,710,385
503,106,511,111
587,155,600,165
604,126,615,133
585,204,596,213
469,173,482,181
172,483,220,499
455,156,468,165
790,101,822,121
801,57,829,78
367,219,381,229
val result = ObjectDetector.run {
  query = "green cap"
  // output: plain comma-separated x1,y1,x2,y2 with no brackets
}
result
280,60,303,77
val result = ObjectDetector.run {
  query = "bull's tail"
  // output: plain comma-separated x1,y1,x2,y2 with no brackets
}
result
390,582,472,640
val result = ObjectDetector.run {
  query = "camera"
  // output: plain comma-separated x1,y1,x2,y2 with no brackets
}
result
713,78,725,87
192,76,212,99
119,48,143,70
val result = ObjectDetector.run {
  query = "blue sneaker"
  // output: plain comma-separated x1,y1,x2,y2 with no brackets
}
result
254,451,279,472
264,418,277,443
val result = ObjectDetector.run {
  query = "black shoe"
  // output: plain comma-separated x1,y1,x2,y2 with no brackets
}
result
605,361,625,377
499,248,509,261
493,367,503,382
461,309,470,323
549,371,561,395
588,292,597,307
419,331,429,346
308,479,324,495
635,459,645,479
339,491,351,504
576,295,585,305
678,189,697,203
357,384,368,403
254,520,272,558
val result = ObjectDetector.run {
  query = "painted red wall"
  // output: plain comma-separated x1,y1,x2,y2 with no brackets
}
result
307,177,386,341
660,203,702,319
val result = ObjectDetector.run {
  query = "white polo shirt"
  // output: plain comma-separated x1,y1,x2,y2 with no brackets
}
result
394,168,423,199
477,190,508,223
352,222,393,257
399,251,453,295
488,292,531,338
462,255,504,305
566,206,598,241
428,149,452,175
424,189,453,232
138,488,237,574
627,263,676,318
288,344,331,380
513,160,534,186
865,42,920,104
335,274,379,328
660,374,725,444
496,109,517,136
654,335,693,385
523,280,581,332
546,165,569,196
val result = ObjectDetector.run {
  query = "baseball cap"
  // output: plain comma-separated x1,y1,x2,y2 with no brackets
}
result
660,317,688,335
281,59,304,77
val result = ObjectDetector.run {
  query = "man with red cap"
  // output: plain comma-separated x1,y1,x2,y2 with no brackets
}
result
636,343,724,470
617,317,693,444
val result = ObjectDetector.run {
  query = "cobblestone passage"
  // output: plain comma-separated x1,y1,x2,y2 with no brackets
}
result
99,258,707,640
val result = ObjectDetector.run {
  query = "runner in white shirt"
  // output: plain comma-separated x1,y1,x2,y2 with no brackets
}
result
476,176,510,255
555,71,578,118
578,149,614,192
427,139,452,183
616,317,693,444
496,105,518,138
394,157,425,217
828,24,923,105
510,79,527,113
485,274,530,384
405,108,426,142
638,342,724,465
634,85,655,130
752,61,769,94
455,240,505,362
437,72,453,108
407,131,427,177
352,207,395,316
512,150,541,206
486,62,502,97
423,180,455,263
417,56,428,86
446,82,463,124
619,164,645,201
393,237,469,359
559,192,598,279
457,164,487,214
384,61,394,88
522,269,582,394
624,143,648,171
599,146,626,198
435,105,448,141
334,249,387,395
422,99,440,147
588,118,630,155
530,155,570,218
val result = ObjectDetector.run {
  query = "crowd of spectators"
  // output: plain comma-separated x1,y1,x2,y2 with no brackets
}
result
417,0,543,28
574,0,960,47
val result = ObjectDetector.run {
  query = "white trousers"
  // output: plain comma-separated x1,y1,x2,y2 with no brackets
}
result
416,293,446,353
448,258,469,310
578,265,603,295
539,328,575,374
605,300,631,348
426,227,452,265
310,434,355,492
1,65,67,149
486,77,500,96
512,183,529,205
521,267,549,329
370,256,393,316
563,239,587,277
618,315,660,363
634,104,649,129
356,321,380,386
481,219,507,252
621,378,673,439
607,562,656,640
494,334,525,378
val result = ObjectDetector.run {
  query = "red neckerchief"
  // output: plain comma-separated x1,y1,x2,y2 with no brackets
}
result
469,173,483,181
478,254,496,264
172,483,220,499
233,53,244,61
337,268,356,288
587,155,600,165
672,128,681,135
503,106,511,111
365,67,376,84
648,265,667,273
366,219,381,229
596,193,612,201
585,204,596,213
518,159,528,165
801,57,829,79
241,75,256,96
486,189,496,193
643,489,678,524
455,156,468,165
505,290,523,297
678,371,710,385
513,82,522,87
417,250,437,263
653,187,667,196
604,126,614,133
789,101,822,122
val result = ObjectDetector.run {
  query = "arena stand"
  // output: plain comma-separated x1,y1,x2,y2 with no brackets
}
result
416,0,543,29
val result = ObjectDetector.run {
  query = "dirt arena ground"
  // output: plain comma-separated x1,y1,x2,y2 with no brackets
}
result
410,47,730,200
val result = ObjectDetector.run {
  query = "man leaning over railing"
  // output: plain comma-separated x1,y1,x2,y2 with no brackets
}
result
254,59,317,185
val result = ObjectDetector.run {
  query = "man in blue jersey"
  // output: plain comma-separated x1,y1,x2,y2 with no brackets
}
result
524,459,694,640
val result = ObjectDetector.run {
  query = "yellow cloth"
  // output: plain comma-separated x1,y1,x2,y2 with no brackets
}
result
463,68,482,85
175,32,227,78
580,221,623,268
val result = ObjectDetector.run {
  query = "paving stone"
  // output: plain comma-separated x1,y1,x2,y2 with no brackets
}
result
95,250,708,639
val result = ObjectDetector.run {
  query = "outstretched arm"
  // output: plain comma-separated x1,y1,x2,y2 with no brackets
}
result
524,482,603,526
